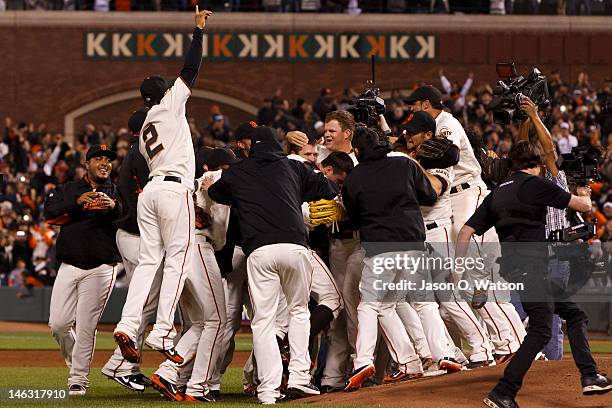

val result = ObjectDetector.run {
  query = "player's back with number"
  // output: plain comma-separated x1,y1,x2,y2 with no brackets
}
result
139,78,195,180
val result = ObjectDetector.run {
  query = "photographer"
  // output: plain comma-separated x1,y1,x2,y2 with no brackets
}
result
455,140,610,408
515,95,586,361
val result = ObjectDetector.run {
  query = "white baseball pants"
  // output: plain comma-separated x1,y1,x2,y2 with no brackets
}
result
115,181,194,350
49,263,116,387
247,243,313,404
102,229,163,378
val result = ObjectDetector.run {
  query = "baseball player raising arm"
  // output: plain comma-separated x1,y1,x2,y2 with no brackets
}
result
114,6,212,365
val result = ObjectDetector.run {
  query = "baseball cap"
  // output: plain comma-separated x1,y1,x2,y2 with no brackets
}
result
251,126,278,145
603,202,612,210
401,111,437,134
560,122,570,129
128,107,149,135
140,76,171,104
195,147,214,178
403,86,445,109
213,114,224,122
86,144,117,161
234,121,258,141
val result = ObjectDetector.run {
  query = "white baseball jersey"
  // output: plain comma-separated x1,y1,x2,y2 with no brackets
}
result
435,111,483,188
420,167,454,223
316,145,359,166
194,170,230,251
139,77,195,181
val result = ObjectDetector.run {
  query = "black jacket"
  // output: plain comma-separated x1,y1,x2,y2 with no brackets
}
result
342,143,437,252
44,177,122,270
209,138,338,257
114,138,150,234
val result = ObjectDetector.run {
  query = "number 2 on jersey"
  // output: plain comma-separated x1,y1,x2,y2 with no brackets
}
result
142,124,164,160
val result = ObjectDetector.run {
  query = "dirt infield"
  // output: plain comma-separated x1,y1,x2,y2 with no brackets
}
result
0,349,250,369
304,358,612,408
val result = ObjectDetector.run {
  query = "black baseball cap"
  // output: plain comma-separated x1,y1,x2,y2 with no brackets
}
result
128,107,149,135
140,76,172,104
401,111,437,134
403,86,444,109
86,144,117,161
234,121,258,141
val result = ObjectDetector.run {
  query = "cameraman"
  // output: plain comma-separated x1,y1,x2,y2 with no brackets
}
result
456,141,610,408
515,95,589,361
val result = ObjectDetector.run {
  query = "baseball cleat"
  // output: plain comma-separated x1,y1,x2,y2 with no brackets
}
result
209,390,221,401
344,364,375,392
244,383,257,397
420,357,435,371
493,353,515,365
320,385,343,394
439,357,462,373
466,360,494,370
383,370,423,384
285,382,320,398
68,384,86,396
183,393,215,402
113,332,140,364
160,347,185,365
260,394,288,405
102,372,148,392
150,374,184,401
483,390,519,408
582,373,612,395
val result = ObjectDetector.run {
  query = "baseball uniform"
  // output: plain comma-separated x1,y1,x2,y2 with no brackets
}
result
115,27,204,355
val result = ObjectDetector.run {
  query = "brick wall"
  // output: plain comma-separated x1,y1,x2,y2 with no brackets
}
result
1,12,611,136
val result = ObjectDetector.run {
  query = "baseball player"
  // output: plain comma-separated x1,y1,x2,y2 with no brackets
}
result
404,86,525,363
203,126,338,404
401,111,496,367
44,144,121,396
114,7,213,364
151,148,234,402
342,125,440,391
101,108,163,391
287,112,362,391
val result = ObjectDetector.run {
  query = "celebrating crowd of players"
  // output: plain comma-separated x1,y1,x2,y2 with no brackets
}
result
40,8,611,408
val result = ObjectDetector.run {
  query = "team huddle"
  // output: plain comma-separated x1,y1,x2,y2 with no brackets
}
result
43,7,611,408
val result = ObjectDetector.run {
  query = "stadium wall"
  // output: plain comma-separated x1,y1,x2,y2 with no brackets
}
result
0,11,611,139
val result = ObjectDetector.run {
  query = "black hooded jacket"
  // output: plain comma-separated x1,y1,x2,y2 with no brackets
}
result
208,128,338,257
342,142,437,250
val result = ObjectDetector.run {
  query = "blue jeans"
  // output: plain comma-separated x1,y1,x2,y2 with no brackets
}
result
509,258,570,360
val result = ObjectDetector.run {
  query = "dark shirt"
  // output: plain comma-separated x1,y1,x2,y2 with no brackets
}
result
466,171,572,242
209,140,337,257
342,144,437,250
114,138,150,234
44,176,122,269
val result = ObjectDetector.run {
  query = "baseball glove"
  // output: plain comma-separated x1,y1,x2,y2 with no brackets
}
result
83,198,112,211
415,137,454,162
309,199,344,226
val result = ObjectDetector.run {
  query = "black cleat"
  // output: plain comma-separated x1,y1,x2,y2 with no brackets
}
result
209,390,221,401
582,373,612,395
184,393,215,402
483,390,519,408
102,372,149,392
286,382,320,398
320,385,343,394
467,360,494,369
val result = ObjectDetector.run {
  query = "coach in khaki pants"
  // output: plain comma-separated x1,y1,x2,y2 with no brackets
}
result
204,126,338,404
44,145,122,396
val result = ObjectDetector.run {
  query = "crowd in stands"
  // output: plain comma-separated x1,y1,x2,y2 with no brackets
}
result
1,70,610,293
0,0,610,15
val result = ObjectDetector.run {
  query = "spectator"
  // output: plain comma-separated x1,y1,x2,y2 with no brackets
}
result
556,122,578,154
